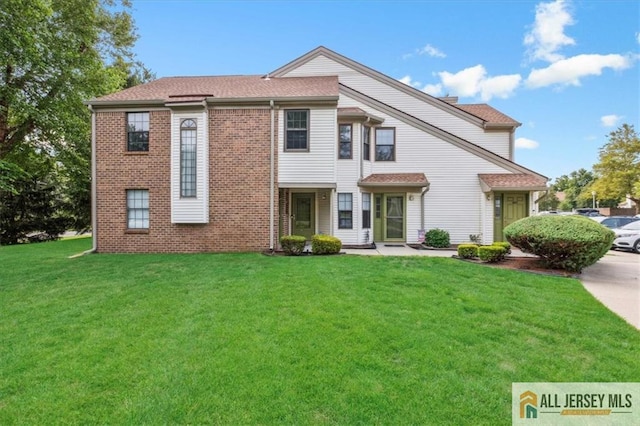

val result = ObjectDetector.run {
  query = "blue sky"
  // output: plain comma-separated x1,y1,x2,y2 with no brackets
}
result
130,0,639,180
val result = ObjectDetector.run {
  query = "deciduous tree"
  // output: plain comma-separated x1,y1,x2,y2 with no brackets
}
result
591,124,640,213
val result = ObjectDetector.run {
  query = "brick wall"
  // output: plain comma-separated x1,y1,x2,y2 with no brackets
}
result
95,108,279,253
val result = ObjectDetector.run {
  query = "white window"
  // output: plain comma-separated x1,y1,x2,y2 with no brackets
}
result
180,119,197,197
338,193,353,229
127,189,149,229
362,193,371,229
285,110,309,151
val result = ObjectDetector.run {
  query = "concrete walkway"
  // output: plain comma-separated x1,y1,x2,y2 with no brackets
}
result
341,244,640,330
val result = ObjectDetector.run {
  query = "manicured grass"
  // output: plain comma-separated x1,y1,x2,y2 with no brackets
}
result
1,238,639,424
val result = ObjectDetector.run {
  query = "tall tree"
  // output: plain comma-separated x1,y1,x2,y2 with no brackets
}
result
0,0,152,234
551,168,596,210
591,124,640,213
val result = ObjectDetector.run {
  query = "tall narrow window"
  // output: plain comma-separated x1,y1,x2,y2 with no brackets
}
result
362,193,371,229
362,126,370,161
375,128,395,161
338,193,353,229
126,112,149,151
338,124,352,159
180,119,197,197
285,110,309,151
127,189,149,229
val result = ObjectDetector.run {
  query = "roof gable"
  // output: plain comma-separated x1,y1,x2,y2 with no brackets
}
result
272,46,501,128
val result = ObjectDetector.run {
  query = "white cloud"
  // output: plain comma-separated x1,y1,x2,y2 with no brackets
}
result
436,65,521,101
524,0,576,63
422,83,443,97
515,137,540,149
526,53,634,88
601,114,623,127
636,32,640,44
398,75,422,88
417,44,446,58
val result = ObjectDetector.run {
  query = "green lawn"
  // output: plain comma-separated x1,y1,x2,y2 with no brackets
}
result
1,238,639,424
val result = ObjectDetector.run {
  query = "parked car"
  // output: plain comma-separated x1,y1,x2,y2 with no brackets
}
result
612,221,640,253
598,216,640,229
575,208,601,216
589,216,607,223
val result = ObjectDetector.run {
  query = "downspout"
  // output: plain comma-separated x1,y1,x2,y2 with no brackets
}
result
88,105,97,254
269,100,275,251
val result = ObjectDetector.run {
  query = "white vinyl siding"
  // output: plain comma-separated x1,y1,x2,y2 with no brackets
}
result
171,110,209,223
278,108,337,184
280,54,512,158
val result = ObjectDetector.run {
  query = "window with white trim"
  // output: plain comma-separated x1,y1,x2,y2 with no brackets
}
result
338,193,353,229
362,193,371,229
375,128,395,161
127,189,149,229
285,110,309,151
180,119,197,198
339,124,352,159
362,125,370,161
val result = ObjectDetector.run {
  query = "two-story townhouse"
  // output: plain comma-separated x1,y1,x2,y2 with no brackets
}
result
87,46,547,253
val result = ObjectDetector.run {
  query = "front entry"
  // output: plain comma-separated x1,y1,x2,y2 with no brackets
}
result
494,192,527,241
292,193,315,240
373,194,405,242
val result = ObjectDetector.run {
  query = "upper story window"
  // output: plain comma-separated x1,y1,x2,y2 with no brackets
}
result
362,126,370,161
127,189,149,229
180,119,197,198
126,112,149,151
285,110,309,151
339,124,352,159
375,128,395,161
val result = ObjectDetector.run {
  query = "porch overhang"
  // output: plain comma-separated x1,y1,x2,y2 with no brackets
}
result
337,107,384,125
358,173,430,191
478,173,548,193
279,182,337,189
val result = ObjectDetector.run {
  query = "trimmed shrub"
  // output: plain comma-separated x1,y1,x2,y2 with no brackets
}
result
457,244,479,259
280,235,306,256
424,228,450,248
492,241,511,254
503,215,615,273
478,245,507,263
311,234,342,255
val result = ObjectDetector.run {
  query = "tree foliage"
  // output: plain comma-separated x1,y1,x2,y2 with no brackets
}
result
591,124,640,213
551,168,596,210
0,0,152,240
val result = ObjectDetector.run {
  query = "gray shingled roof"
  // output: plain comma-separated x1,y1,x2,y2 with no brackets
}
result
478,173,548,191
455,104,520,125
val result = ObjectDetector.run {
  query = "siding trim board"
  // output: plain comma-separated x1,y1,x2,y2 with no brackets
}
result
339,84,547,180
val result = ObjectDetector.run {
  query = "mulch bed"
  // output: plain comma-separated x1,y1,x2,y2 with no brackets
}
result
457,256,580,278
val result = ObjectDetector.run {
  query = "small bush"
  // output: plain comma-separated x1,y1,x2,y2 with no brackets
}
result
280,235,306,256
492,241,511,255
312,234,342,255
424,228,450,248
457,244,479,259
503,215,614,273
478,245,507,263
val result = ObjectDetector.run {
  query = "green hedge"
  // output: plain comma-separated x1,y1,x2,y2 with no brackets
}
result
492,241,511,254
424,228,450,248
478,245,507,263
503,215,614,272
311,234,342,255
457,244,478,259
280,235,306,256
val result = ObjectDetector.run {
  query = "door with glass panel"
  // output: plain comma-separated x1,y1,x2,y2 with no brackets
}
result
291,193,315,241
384,194,405,241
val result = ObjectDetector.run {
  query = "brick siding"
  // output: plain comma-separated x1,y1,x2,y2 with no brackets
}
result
95,108,279,253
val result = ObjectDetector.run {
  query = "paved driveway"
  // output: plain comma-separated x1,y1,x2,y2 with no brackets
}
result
581,250,640,329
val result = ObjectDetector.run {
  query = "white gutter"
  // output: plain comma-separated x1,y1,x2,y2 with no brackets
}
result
89,105,97,253
269,100,275,251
